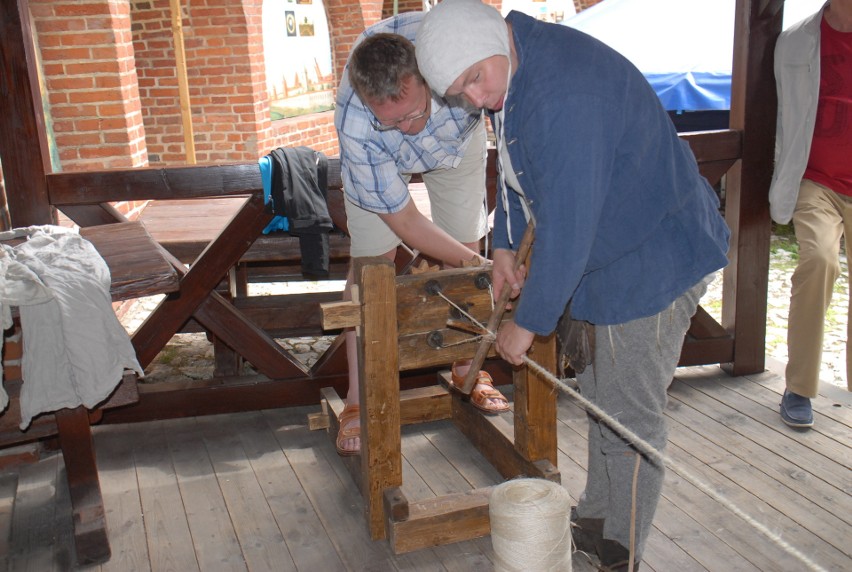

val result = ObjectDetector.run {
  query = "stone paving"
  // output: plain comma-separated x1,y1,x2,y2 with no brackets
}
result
119,281,344,384
120,237,849,390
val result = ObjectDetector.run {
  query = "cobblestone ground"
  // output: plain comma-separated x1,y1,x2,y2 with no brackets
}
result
121,237,848,390
119,281,345,384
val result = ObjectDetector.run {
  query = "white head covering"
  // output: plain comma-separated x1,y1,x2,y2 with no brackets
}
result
416,0,510,96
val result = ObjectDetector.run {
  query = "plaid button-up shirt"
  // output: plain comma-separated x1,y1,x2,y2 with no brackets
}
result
334,12,482,214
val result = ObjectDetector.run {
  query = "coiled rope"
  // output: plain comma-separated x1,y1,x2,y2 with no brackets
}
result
490,478,573,571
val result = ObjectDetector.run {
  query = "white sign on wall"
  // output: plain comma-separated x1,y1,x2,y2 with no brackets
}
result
262,0,335,120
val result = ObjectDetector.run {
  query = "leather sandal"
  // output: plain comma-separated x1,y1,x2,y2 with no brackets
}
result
336,403,360,456
450,365,510,415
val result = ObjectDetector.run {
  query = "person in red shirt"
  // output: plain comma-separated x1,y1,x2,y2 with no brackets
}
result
769,0,852,428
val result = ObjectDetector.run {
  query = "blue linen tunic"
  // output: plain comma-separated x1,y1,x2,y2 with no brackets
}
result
496,11,731,333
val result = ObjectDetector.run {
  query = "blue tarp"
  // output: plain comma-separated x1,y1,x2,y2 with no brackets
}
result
561,0,826,112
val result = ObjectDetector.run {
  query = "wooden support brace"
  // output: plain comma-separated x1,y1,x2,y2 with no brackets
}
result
513,333,559,465
387,487,492,554
440,371,560,483
354,257,401,540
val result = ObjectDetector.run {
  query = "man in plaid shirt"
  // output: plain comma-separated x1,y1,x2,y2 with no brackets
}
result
333,12,509,456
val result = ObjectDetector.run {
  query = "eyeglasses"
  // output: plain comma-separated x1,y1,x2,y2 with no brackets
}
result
370,87,430,132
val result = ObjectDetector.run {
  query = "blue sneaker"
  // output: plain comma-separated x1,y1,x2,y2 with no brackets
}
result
780,390,813,428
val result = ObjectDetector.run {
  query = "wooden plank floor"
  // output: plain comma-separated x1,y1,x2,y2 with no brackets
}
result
1,363,849,571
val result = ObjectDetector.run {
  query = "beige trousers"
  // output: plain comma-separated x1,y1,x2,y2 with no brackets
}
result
786,179,852,396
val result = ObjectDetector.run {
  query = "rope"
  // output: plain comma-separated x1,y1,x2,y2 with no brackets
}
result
522,357,828,572
429,291,827,571
436,291,493,334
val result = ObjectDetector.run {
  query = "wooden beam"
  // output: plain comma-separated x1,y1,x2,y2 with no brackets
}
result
354,257,402,540
680,129,742,163
387,488,492,554
513,333,558,466
55,406,111,565
0,0,54,226
441,372,560,483
169,0,196,164
46,160,344,205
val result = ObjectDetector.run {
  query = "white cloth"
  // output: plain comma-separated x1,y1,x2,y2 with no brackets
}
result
0,225,143,429
0,246,54,411
767,2,827,225
416,0,510,96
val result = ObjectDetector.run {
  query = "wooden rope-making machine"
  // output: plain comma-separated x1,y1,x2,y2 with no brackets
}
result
313,238,561,554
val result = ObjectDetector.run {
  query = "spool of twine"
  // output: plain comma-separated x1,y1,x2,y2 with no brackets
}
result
490,478,573,571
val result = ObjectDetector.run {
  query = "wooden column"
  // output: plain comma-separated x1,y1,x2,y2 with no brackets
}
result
513,333,558,466
0,0,55,227
353,257,401,540
722,0,782,375
55,406,111,565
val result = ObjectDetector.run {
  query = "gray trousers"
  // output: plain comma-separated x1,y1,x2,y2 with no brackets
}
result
575,278,708,556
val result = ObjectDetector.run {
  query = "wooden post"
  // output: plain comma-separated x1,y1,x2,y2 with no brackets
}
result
169,0,196,164
721,0,781,375
55,406,111,565
0,0,55,227
513,332,558,466
0,167,11,231
353,257,402,540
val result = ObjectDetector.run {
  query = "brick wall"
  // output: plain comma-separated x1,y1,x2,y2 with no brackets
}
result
382,0,422,19
19,0,604,207
30,0,147,171
127,0,393,164
131,0,268,163
28,0,149,218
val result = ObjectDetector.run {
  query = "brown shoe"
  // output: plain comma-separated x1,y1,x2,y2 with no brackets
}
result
570,506,603,556
597,538,640,571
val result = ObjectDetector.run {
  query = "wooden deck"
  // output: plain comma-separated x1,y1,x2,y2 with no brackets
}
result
1,361,849,572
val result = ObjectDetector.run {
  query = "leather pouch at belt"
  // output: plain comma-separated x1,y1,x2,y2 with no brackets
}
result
555,301,595,377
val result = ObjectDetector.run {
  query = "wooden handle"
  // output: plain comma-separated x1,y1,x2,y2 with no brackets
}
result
459,222,535,394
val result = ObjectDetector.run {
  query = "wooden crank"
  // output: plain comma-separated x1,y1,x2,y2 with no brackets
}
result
459,221,535,394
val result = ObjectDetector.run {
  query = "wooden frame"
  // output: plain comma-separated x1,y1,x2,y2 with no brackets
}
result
316,258,559,552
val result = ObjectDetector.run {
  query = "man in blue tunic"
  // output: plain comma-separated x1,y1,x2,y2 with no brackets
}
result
416,1,731,569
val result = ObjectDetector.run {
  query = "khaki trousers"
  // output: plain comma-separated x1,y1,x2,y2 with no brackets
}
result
786,179,852,396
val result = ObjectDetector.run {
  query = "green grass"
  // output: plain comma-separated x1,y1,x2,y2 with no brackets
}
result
769,231,798,271
156,345,178,365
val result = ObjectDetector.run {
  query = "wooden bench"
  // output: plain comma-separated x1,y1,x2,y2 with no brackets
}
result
0,221,179,565
138,197,352,286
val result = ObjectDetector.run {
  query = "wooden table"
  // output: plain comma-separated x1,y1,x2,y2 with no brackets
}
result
1,221,179,565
